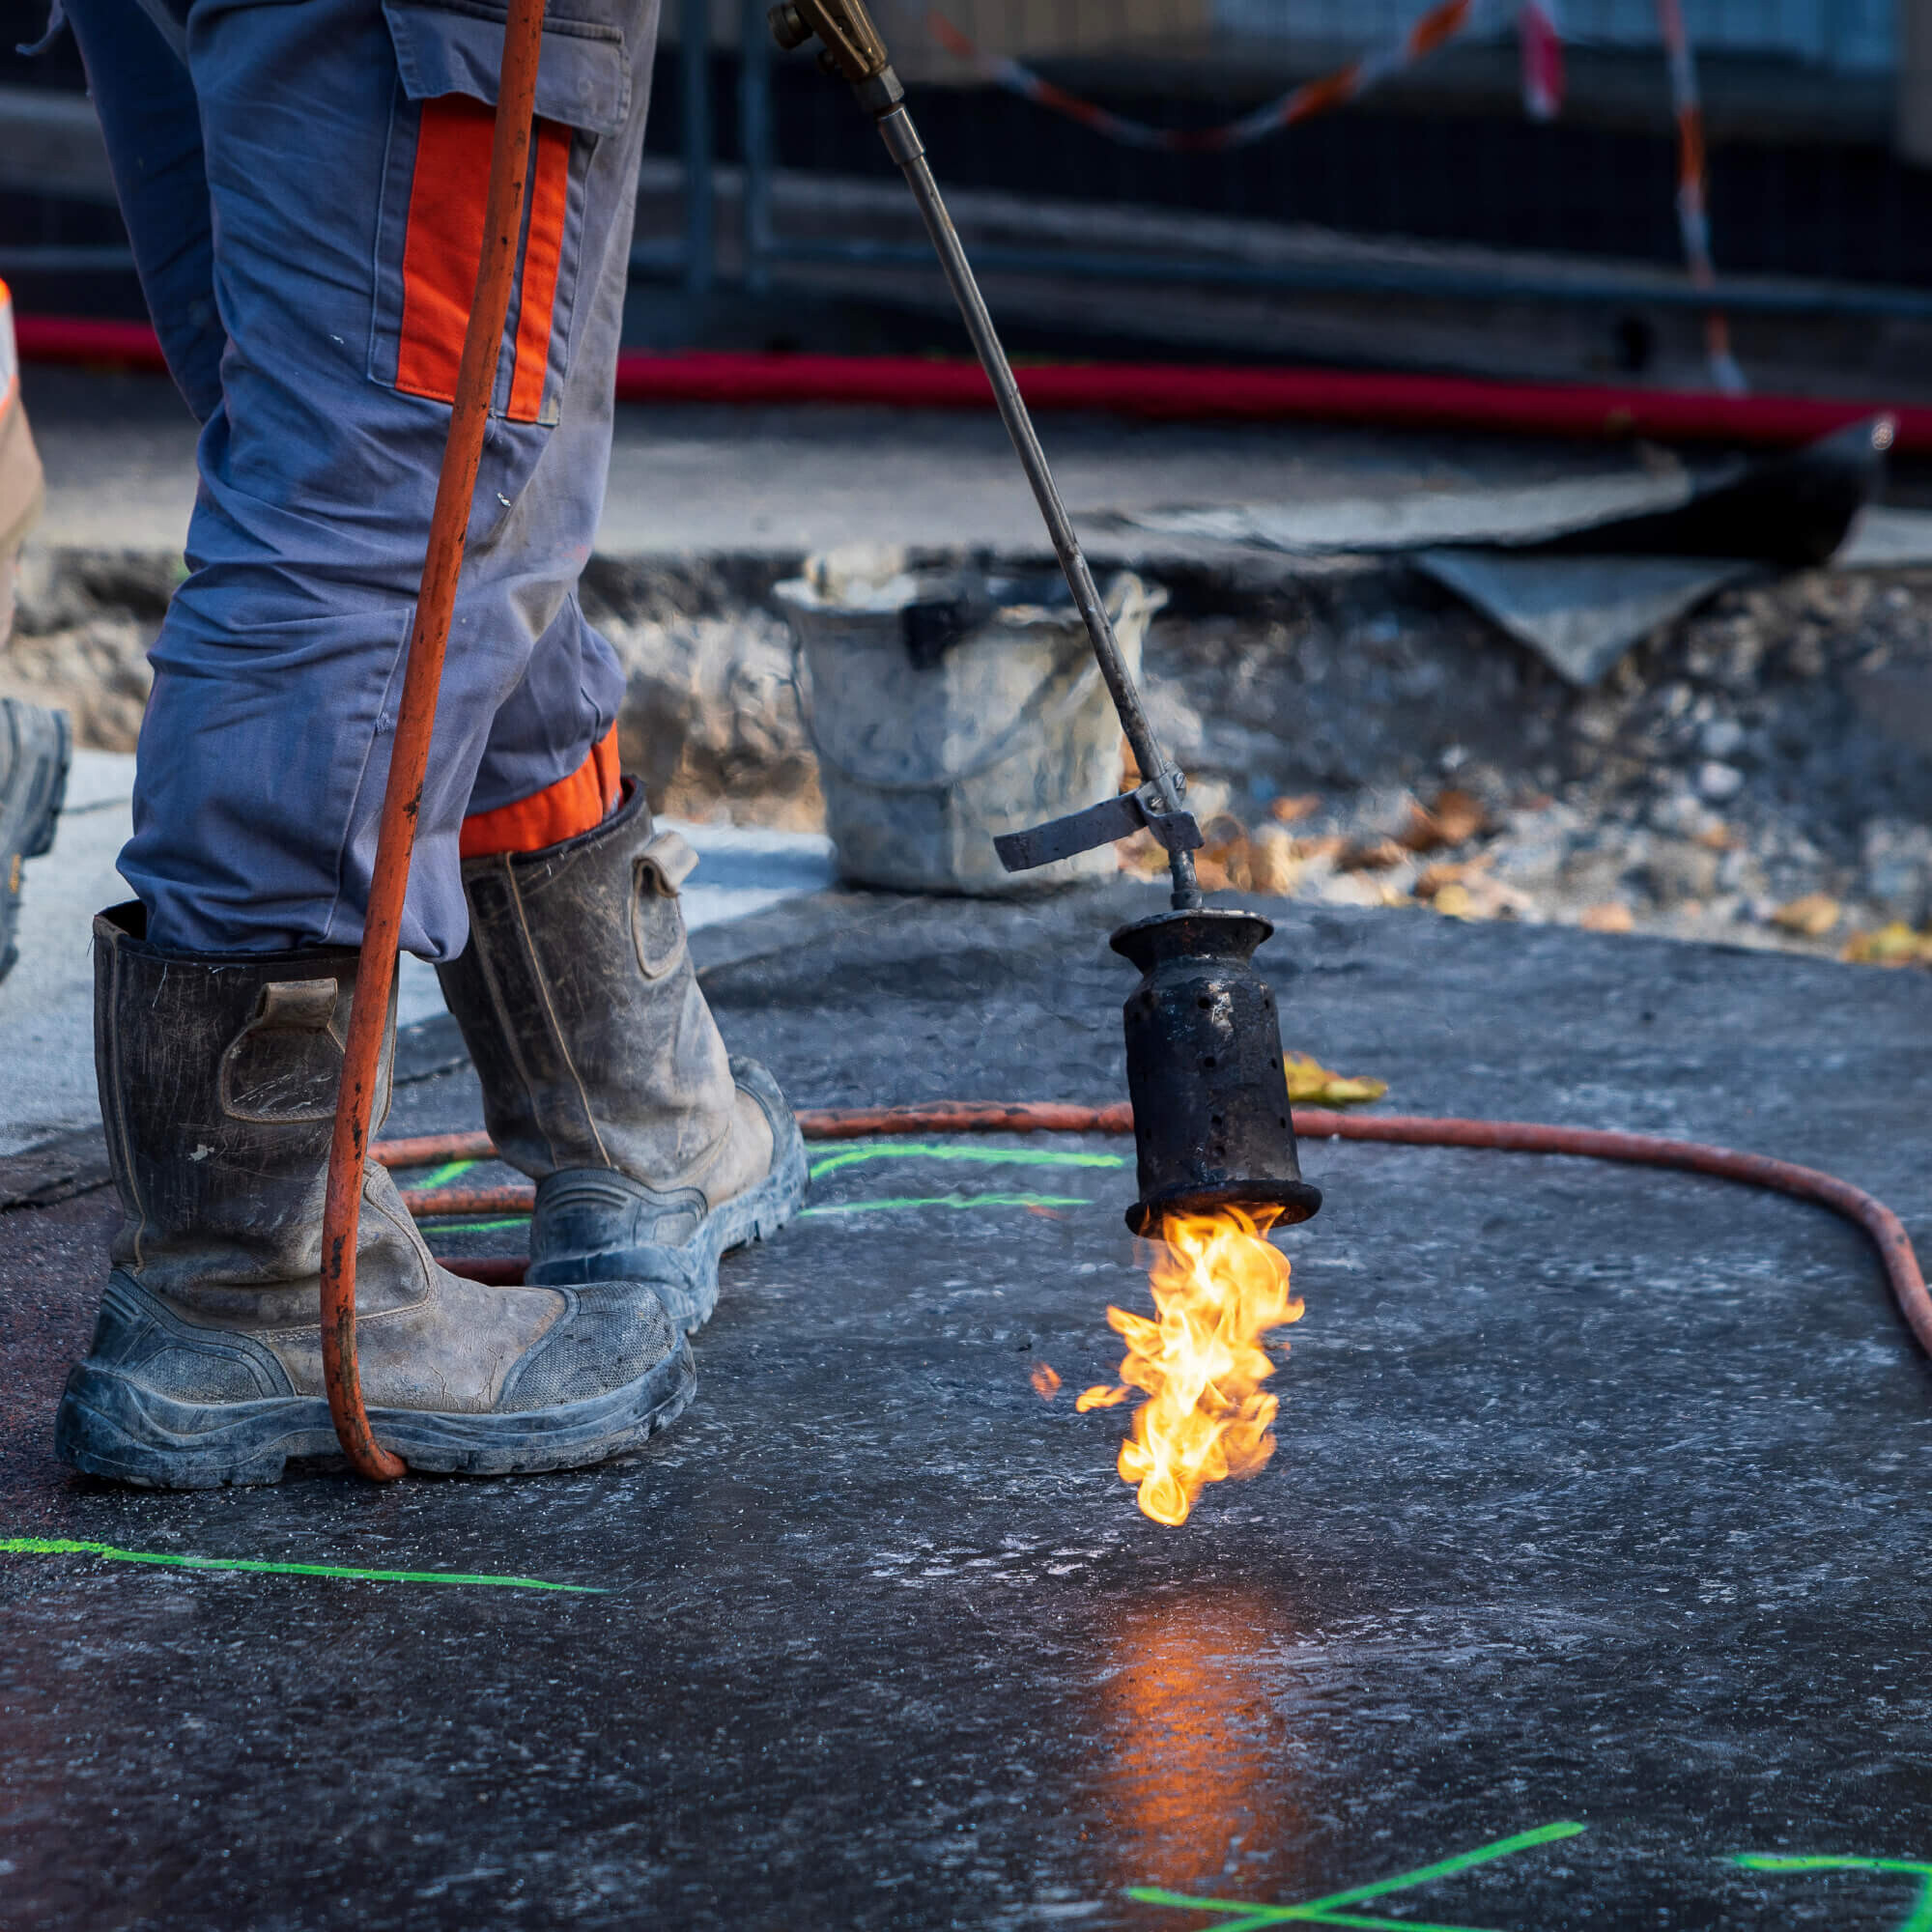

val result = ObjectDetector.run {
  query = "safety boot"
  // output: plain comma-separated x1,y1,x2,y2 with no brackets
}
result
54,904,695,1489
437,782,807,1333
0,696,71,985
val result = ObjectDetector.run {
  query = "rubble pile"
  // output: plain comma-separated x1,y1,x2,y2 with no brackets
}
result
1129,562,1932,964
0,549,172,750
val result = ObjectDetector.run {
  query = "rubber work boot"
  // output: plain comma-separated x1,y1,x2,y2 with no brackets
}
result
0,697,71,985
54,904,695,1488
437,781,807,1333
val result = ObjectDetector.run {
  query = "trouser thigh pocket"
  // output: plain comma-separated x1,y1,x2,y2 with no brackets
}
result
368,1,642,427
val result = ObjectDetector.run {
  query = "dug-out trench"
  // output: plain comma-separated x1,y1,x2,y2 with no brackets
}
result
6,541,1932,959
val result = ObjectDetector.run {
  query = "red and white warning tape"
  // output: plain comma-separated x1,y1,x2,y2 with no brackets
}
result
1652,0,1746,392
922,0,1495,155
1518,0,1564,121
920,0,1745,394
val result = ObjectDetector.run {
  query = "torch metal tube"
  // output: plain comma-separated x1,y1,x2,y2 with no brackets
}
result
874,102,1201,907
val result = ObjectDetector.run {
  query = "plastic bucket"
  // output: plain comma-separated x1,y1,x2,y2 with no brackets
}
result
776,556,1164,895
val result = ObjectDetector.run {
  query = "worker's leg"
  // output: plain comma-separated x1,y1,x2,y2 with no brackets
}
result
61,0,223,422
440,777,808,1335
69,0,636,959
52,0,697,1487
366,1,805,1332
56,903,696,1489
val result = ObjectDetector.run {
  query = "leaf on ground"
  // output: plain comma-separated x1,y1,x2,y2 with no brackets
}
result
1772,893,1841,937
1578,901,1634,933
1841,922,1932,966
1424,870,1532,922
1285,1051,1388,1105
1402,787,1491,852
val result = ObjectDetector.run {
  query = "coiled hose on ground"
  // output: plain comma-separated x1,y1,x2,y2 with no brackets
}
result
372,1102,1932,1358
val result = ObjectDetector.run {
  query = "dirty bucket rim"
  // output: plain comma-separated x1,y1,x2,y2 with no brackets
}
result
774,566,1160,622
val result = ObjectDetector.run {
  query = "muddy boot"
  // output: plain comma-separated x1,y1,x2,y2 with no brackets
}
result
54,904,695,1489
0,697,71,985
438,782,807,1333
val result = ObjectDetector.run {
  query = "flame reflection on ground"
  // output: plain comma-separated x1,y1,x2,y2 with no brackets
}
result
1095,1590,1304,1901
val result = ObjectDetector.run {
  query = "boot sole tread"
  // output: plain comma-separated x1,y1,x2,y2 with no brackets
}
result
528,1117,809,1332
54,1336,696,1489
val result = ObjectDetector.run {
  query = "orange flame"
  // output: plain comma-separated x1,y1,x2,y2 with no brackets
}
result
1098,1207,1303,1526
1030,1362,1062,1400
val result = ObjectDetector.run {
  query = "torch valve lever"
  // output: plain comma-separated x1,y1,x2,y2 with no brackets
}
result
994,778,1202,875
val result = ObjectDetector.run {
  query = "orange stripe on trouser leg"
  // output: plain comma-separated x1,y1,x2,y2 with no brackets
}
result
396,95,498,405
460,727,623,858
507,122,570,423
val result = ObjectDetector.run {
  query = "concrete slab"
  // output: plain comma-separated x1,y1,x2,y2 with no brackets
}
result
3,883,1929,1929
20,363,1653,563
0,749,131,1155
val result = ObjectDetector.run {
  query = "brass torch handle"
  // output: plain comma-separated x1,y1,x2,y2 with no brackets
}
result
769,0,890,78
766,3,1200,905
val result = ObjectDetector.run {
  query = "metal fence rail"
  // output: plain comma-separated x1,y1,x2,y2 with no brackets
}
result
723,0,1932,327
5,0,1927,340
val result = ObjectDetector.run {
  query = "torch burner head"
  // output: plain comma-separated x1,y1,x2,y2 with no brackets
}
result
1111,906,1321,1237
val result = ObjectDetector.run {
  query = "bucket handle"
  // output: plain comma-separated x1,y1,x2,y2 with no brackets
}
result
790,635,1110,795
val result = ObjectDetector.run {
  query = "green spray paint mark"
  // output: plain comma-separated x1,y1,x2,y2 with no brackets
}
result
1129,1821,1589,1930
800,1192,1093,1219
1737,1855,1932,1932
0,1537,602,1593
419,1192,1096,1237
808,1141,1126,1181
403,1157,481,1192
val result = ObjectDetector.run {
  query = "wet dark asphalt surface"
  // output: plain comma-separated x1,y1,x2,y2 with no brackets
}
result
3,882,1931,1932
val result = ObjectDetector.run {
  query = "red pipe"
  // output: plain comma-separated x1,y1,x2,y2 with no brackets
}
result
18,312,1925,451
317,0,548,1483
606,352,1927,450
378,1101,1932,1360
14,315,169,374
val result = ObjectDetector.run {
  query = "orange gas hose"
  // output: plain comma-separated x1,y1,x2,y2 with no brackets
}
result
374,1102,1932,1359
320,0,547,1483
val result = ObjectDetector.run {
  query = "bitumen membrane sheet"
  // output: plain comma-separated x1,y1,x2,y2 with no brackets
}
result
3,881,1931,1931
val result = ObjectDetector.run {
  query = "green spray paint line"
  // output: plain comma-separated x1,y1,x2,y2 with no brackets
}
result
1129,1909,1526,1932
808,1141,1126,1181
800,1192,1093,1218
1737,1856,1932,1932
420,1192,1097,1236
1295,1822,1589,1914
0,1537,603,1593
403,1158,481,1192
1129,1822,1589,1927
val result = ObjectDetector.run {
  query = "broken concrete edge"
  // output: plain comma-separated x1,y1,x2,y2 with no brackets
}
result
13,538,1349,618
0,1123,111,1212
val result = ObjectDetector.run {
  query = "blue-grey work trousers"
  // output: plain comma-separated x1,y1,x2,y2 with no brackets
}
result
64,0,656,957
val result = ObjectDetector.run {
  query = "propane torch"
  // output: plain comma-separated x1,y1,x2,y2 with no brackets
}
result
771,0,1321,1236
